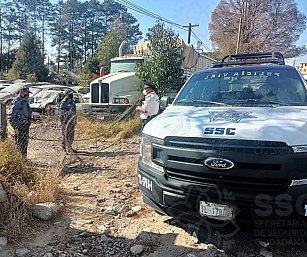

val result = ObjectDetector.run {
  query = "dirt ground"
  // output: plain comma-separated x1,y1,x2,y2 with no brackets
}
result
2,122,307,257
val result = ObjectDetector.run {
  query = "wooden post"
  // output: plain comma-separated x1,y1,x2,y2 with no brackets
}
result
0,102,7,140
236,17,242,54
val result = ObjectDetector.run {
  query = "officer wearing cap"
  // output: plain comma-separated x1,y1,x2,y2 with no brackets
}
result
59,89,76,152
136,82,160,131
8,86,32,157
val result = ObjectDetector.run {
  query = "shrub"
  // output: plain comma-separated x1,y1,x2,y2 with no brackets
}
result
25,73,38,82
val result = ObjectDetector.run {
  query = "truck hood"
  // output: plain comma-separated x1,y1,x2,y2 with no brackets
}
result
97,72,136,84
143,105,307,146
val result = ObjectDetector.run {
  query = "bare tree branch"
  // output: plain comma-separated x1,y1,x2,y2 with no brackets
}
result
209,0,307,58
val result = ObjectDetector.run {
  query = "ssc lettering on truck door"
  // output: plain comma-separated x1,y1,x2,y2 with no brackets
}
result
204,127,236,135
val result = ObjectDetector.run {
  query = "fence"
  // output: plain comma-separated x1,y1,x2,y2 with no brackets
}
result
0,102,7,140
0,99,140,167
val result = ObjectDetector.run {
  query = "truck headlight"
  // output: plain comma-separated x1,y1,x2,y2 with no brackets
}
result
290,179,307,186
140,134,164,173
292,145,307,153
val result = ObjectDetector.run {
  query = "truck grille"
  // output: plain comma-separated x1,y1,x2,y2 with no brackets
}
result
166,168,289,192
164,137,293,155
160,137,292,192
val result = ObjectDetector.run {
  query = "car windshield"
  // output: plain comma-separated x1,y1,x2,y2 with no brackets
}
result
174,68,307,106
30,87,43,95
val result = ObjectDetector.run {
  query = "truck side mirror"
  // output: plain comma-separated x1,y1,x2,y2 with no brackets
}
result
160,96,172,111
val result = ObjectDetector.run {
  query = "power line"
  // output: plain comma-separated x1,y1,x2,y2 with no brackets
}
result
183,23,199,44
117,0,184,29
115,0,212,52
115,0,188,32
191,31,212,52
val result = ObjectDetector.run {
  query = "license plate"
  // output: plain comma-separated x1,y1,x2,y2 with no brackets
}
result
199,201,235,221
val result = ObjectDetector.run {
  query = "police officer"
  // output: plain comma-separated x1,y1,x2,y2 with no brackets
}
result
8,86,32,157
59,89,76,152
136,82,160,131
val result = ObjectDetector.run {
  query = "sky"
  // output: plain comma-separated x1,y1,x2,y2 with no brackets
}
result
121,0,307,64
47,0,307,64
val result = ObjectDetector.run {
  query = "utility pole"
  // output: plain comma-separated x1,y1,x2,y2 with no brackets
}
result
236,17,242,54
183,23,199,44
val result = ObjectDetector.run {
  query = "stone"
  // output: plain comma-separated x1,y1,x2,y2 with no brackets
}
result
119,195,127,200
0,183,7,203
104,207,117,216
16,247,30,257
260,248,273,257
126,210,136,217
110,188,122,194
130,245,144,255
97,225,111,234
96,196,106,203
126,206,142,217
0,237,7,247
114,204,129,213
43,253,53,257
83,220,94,225
79,232,87,237
100,235,113,242
187,254,198,257
132,206,142,213
32,202,58,221
192,231,199,244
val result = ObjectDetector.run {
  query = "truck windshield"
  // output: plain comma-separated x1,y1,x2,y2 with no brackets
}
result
110,59,143,73
174,68,307,106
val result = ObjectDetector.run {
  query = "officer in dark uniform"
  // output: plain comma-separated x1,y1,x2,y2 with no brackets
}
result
59,89,76,152
8,86,32,157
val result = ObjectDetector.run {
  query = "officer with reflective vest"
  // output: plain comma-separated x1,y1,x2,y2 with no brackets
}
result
8,86,32,157
59,89,76,152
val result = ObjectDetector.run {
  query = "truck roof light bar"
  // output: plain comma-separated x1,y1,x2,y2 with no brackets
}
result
212,52,285,68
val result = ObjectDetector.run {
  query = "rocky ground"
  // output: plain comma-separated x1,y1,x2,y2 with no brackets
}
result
1,122,307,257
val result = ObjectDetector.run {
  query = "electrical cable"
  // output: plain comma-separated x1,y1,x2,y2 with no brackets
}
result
115,0,188,32
115,0,212,51
191,31,212,52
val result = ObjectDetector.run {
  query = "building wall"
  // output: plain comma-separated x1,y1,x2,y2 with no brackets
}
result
299,63,307,75
183,54,216,78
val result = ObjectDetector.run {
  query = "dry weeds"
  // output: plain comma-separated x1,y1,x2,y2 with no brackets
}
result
76,115,141,140
0,140,61,238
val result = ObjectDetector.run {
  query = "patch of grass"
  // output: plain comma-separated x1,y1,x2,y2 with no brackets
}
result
116,117,141,139
0,141,36,188
0,140,62,238
76,115,141,140
29,166,62,204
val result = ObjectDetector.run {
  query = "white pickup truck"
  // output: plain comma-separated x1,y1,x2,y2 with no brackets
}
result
138,52,307,224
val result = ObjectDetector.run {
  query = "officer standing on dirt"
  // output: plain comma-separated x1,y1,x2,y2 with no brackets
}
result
59,89,76,153
8,86,32,158
136,82,160,131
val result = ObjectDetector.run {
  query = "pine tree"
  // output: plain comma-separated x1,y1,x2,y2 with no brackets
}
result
95,20,130,74
8,30,48,80
80,19,130,80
